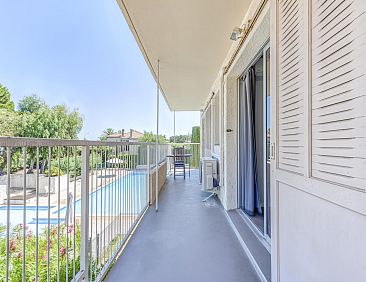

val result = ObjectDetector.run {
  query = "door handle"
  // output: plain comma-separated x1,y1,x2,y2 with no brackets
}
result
270,143,275,160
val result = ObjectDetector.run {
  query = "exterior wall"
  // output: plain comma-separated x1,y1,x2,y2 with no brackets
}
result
200,0,268,209
217,3,271,210
105,137,121,142
200,0,366,281
222,75,238,209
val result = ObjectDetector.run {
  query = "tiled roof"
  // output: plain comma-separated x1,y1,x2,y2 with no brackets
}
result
107,130,144,139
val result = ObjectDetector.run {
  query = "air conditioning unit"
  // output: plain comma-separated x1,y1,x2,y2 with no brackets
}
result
200,157,218,192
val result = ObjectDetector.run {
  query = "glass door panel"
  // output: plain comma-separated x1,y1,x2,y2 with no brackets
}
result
265,47,271,238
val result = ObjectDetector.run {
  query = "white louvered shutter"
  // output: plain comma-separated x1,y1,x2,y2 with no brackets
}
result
311,0,366,191
278,0,306,174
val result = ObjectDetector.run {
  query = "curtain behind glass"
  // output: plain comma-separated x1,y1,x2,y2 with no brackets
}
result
239,67,262,216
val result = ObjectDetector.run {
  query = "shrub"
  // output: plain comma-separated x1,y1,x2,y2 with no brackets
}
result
45,166,64,177
0,223,83,281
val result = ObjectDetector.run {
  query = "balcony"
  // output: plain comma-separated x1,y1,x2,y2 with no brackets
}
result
106,170,260,282
3,138,256,282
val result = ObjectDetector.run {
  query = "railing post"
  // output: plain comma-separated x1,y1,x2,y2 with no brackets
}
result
6,147,11,282
155,143,159,212
80,145,90,281
96,233,100,266
147,144,151,205
156,59,160,212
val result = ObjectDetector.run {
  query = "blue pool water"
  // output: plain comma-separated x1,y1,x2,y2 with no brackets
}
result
0,206,56,229
58,171,147,216
0,172,147,230
0,206,53,211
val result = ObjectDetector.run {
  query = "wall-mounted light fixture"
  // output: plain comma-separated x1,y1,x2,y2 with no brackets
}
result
230,26,245,41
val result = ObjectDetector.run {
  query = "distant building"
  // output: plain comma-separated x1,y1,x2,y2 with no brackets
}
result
106,129,144,143
106,129,144,155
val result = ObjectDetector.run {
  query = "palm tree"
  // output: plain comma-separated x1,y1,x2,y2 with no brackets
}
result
103,128,115,136
100,128,115,140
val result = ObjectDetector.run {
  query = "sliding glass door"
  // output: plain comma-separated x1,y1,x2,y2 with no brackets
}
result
238,44,271,241
264,46,271,240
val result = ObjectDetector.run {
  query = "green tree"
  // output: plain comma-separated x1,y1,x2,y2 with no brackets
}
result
0,85,17,173
191,126,200,143
0,84,15,111
0,110,19,174
18,94,47,113
16,96,83,140
15,96,83,173
103,128,115,135
100,128,115,140
0,109,18,136
169,134,191,143
139,131,167,143
52,104,83,139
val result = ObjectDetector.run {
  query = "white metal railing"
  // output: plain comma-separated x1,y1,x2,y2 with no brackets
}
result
0,137,168,282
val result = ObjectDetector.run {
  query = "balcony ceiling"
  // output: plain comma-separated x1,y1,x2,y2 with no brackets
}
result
117,0,252,111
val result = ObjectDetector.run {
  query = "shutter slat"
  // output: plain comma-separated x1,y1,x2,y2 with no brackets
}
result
278,0,305,174
313,147,366,158
312,170,366,190
311,0,366,190
312,162,366,179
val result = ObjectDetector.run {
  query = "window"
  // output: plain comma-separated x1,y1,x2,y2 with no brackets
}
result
213,92,220,155
202,106,211,156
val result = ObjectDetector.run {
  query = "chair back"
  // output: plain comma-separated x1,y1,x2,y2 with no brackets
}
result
173,147,185,163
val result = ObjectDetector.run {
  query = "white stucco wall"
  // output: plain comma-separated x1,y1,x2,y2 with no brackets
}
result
200,0,271,210
221,5,270,210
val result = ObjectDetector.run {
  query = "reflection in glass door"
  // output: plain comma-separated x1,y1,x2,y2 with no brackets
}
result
264,46,271,239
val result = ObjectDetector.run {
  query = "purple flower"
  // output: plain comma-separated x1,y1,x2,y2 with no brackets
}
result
67,225,73,234
9,240,16,252
51,227,57,236
26,229,33,238
60,246,66,257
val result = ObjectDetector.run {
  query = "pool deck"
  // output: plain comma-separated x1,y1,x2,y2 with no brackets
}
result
0,169,136,230
0,168,132,208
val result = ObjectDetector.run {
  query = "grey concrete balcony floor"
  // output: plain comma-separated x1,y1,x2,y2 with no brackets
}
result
106,170,260,282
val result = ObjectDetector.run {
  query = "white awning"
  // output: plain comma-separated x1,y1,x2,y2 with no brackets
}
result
117,0,252,110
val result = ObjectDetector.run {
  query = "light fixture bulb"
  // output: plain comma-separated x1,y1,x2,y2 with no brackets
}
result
230,26,244,41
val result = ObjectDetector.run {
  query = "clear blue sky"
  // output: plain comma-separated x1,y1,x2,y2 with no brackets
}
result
0,0,200,140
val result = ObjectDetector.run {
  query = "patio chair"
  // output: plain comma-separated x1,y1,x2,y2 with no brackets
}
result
173,146,186,179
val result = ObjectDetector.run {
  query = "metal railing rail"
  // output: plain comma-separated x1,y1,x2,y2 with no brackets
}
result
0,137,169,282
0,136,161,147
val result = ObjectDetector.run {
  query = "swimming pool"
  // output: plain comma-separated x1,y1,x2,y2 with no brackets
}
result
58,171,147,217
0,206,56,229
0,171,147,231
